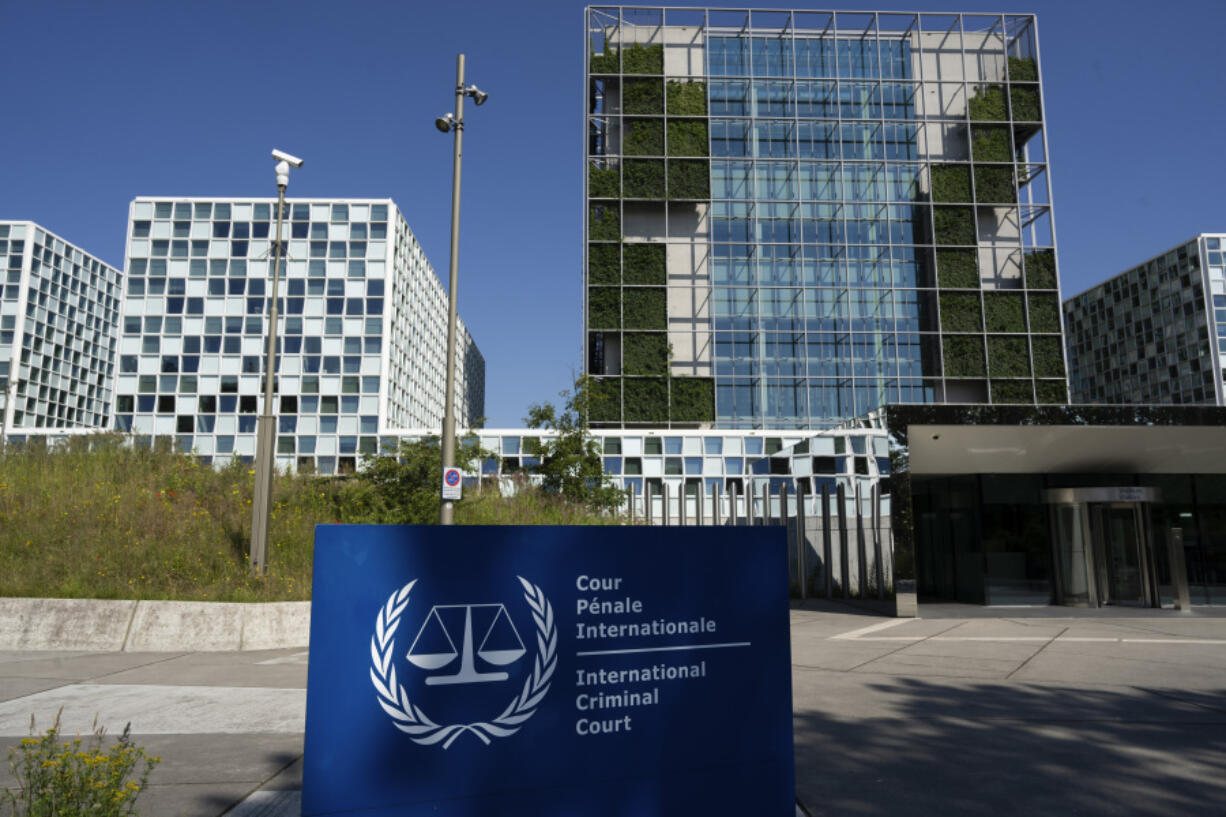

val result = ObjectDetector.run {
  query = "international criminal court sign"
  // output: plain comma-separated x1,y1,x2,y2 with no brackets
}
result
303,525,795,816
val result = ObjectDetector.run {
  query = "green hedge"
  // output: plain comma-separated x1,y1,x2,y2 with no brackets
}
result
670,377,715,422
667,81,707,116
984,291,1026,332
624,377,668,422
1009,56,1038,82
1027,292,1061,333
943,335,986,378
667,119,709,156
623,243,666,284
668,159,710,199
623,43,664,74
937,248,979,288
589,376,622,423
623,332,668,375
1031,335,1066,378
969,85,1008,121
933,206,976,246
588,287,621,329
971,125,1012,162
623,287,666,329
931,164,972,203
988,335,1031,377
623,78,663,114
589,164,619,198
1024,249,1058,289
974,165,1016,203
939,292,982,333
623,159,666,198
1035,379,1067,404
589,204,620,240
624,118,664,155
588,243,620,285
1010,86,1041,122
590,49,618,74
991,379,1033,404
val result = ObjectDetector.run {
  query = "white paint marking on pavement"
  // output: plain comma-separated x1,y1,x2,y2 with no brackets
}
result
257,650,310,665
227,790,302,817
831,619,914,640
1121,638,1226,645
0,683,305,736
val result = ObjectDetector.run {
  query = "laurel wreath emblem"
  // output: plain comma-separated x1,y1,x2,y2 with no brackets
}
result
369,577,557,749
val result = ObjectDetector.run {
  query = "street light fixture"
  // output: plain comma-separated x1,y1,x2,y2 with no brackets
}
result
437,55,488,525
250,148,303,574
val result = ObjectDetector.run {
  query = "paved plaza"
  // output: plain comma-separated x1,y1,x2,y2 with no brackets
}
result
1,602,1225,816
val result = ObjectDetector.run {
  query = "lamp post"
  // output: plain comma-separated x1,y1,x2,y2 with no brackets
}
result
435,54,488,525
250,149,304,574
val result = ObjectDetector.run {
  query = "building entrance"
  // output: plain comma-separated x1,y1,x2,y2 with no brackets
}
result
1044,487,1161,607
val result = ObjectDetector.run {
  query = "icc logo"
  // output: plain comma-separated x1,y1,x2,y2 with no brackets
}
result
369,577,557,748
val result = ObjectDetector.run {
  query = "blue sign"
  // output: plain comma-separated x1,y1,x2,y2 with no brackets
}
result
303,525,795,816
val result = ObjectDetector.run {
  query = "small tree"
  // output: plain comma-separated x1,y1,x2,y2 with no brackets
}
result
355,434,490,524
524,377,626,511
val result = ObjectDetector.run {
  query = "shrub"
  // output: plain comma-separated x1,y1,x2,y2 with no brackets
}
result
589,204,620,240
589,164,619,198
968,85,1008,121
1031,335,1067,378
1036,379,1068,404
931,164,972,203
983,292,1026,332
588,376,622,423
937,248,979,288
1027,292,1061,333
1010,85,1042,121
971,125,1012,162
624,119,664,155
667,160,710,199
590,49,618,74
622,42,663,74
933,206,976,246
3,714,160,817
988,335,1031,377
667,81,707,116
623,159,666,198
623,243,666,284
1024,249,1058,289
940,292,983,333
974,165,1016,203
588,243,620,285
670,377,715,422
588,287,621,329
623,287,666,329
523,377,626,510
991,379,1033,404
943,335,986,378
1008,56,1038,82
623,332,668,375
624,377,668,422
623,78,663,114
666,119,708,156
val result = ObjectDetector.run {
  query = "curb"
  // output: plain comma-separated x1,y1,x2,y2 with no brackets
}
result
0,597,310,652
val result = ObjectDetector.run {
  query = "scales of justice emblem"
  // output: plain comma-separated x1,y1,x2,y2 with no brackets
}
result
369,578,558,748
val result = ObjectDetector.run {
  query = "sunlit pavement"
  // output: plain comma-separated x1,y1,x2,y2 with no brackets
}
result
3,604,1225,815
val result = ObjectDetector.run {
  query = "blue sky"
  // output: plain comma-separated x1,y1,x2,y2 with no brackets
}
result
2,0,1224,426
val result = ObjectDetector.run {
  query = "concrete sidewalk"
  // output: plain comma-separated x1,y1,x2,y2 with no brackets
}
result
2,603,1225,815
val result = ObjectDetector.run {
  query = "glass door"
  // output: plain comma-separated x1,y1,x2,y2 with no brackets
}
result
1090,504,1150,606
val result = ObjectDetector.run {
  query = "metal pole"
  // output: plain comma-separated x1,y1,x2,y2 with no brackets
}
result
0,379,16,456
837,483,849,598
711,481,721,525
872,482,884,600
439,53,467,526
250,183,288,574
822,483,833,598
797,484,808,601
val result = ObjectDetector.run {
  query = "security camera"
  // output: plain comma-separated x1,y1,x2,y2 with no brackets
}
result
271,149,304,168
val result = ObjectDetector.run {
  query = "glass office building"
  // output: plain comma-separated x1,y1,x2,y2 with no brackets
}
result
584,7,1067,429
1064,234,1226,406
0,222,122,431
112,198,485,474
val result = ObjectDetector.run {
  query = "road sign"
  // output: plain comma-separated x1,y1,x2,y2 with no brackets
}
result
303,525,795,816
441,467,462,500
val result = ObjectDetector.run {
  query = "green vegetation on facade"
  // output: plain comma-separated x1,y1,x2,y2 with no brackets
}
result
974,165,1016,203
968,85,1008,121
589,164,620,199
588,377,622,423
624,159,666,198
939,292,982,333
1010,85,1042,122
937,248,979,288
588,287,620,329
1027,292,1062,333
933,206,976,246
1008,56,1038,82
667,119,709,156
623,332,668,375
622,42,663,74
991,379,1034,403
624,119,664,156
670,377,715,422
667,160,710,199
667,81,707,116
623,287,667,329
1024,249,1058,289
590,48,618,74
1035,379,1067,404
588,243,619,285
931,164,972,204
943,335,986,378
589,204,620,240
623,78,664,114
971,125,1012,163
624,377,669,422
623,243,666,284
1031,335,1067,379
984,291,1026,333
987,335,1032,378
